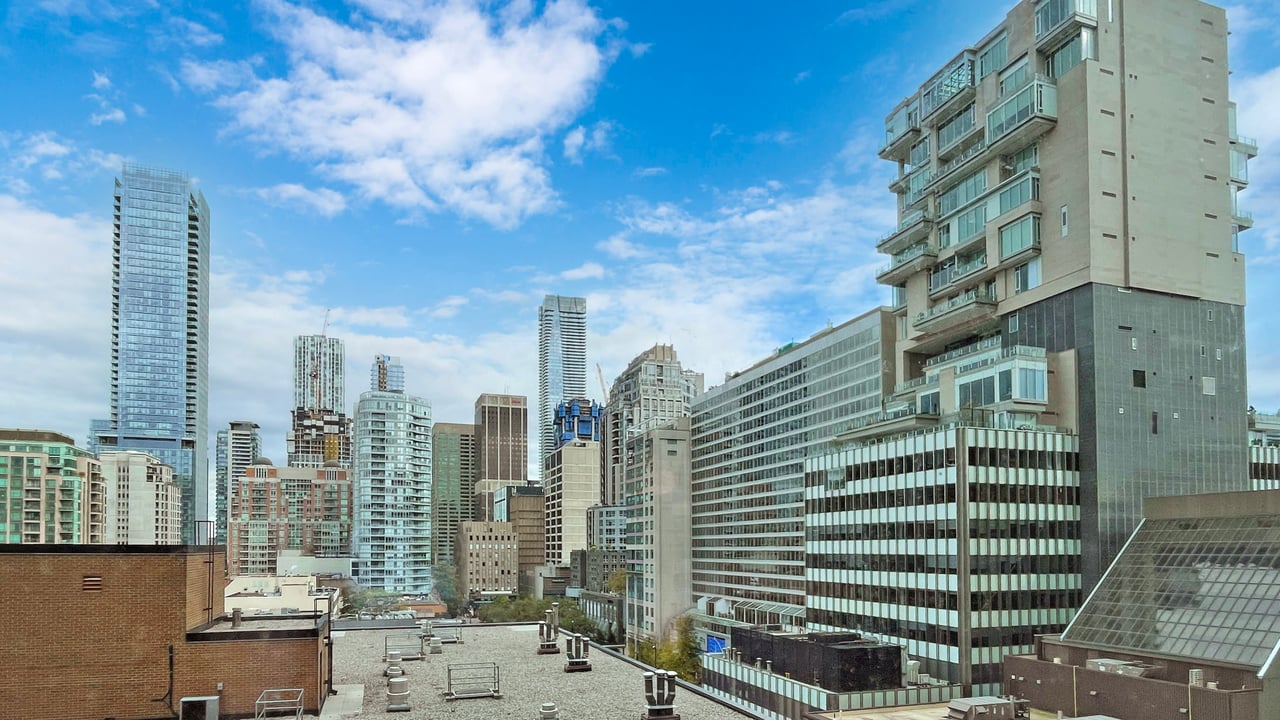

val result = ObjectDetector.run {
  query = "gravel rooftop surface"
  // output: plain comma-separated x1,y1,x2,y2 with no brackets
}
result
330,624,757,719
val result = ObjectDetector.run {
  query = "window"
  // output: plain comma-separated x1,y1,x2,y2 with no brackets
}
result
1000,215,1040,258
999,57,1030,96
1202,376,1217,396
999,175,1039,214
938,222,953,249
920,391,940,415
1046,28,1096,78
1009,313,1020,333
1014,258,1042,293
910,138,931,167
939,169,988,215
1004,144,1039,179
1017,368,1047,401
1133,370,1146,388
938,105,977,149
956,204,988,243
979,34,1009,79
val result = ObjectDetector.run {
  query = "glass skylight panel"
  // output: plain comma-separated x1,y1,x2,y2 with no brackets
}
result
1063,516,1280,669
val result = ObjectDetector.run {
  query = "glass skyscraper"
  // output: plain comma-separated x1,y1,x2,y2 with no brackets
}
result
538,295,587,466
92,164,210,544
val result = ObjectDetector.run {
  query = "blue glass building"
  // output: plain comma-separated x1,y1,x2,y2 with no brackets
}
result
92,164,210,544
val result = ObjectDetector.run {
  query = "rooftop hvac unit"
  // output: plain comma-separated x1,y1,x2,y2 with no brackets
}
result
905,660,921,684
179,696,219,720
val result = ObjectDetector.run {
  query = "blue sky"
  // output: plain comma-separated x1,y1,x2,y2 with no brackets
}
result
1,0,1278,466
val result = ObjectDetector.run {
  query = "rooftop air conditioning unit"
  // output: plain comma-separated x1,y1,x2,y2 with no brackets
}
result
179,696,219,720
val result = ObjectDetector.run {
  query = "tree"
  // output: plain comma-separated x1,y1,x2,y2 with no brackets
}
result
432,562,462,617
476,597,609,642
629,614,701,682
606,568,627,594
342,587,405,616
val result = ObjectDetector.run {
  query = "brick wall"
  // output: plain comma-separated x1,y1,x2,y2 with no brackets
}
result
176,636,324,716
0,547,325,720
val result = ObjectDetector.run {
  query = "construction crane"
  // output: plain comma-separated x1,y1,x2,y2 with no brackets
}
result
596,363,609,405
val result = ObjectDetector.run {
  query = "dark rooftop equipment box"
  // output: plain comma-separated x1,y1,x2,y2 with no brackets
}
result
729,626,901,692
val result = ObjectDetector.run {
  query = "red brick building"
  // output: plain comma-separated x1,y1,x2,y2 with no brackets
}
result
0,544,332,719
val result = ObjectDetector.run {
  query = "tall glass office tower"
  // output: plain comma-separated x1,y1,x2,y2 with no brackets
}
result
92,164,210,544
538,295,587,466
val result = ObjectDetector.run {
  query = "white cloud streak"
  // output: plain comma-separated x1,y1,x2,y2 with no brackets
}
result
189,0,622,229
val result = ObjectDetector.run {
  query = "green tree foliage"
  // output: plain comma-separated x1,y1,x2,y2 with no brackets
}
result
431,562,462,617
629,614,700,682
341,587,405,616
476,597,606,641
606,568,628,594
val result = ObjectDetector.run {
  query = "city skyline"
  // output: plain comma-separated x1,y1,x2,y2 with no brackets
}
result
1,1,1278,478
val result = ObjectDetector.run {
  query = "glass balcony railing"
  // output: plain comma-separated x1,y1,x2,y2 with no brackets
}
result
987,78,1057,145
1035,0,1098,41
924,336,1003,368
914,287,998,326
921,52,976,119
878,243,935,277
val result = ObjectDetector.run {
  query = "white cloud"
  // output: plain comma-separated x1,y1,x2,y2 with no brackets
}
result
560,262,606,280
563,120,614,164
794,70,811,83
837,0,919,24
253,183,348,217
169,17,224,47
190,0,622,229
91,70,111,89
597,231,644,259
633,166,667,178
179,58,258,93
428,295,469,319
752,129,796,145
0,131,124,190
563,126,587,164
89,107,126,125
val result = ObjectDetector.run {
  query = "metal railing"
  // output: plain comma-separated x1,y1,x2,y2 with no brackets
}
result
914,287,997,326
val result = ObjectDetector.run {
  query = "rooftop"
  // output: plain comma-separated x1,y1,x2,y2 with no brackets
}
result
329,624,759,719
806,704,1062,720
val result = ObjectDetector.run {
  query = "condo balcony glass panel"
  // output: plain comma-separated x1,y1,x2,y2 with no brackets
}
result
937,105,979,159
1231,148,1250,183
913,286,998,328
882,99,921,157
986,78,1058,147
921,52,976,119
910,138,931,167
1035,0,1098,41
1000,214,1041,259
998,174,1039,216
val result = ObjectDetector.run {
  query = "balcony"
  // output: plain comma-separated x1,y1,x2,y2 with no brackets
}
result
921,51,976,122
1035,0,1098,51
893,373,938,396
880,100,921,162
930,253,991,296
877,208,934,254
1234,210,1254,230
986,78,1058,157
840,404,940,442
1232,132,1259,158
912,288,1000,351
930,139,989,191
877,243,938,285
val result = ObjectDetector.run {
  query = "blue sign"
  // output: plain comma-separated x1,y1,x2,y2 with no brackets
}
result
706,636,727,653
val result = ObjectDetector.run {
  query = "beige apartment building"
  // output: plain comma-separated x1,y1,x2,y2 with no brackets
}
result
625,419,693,649
871,0,1255,587
100,450,182,545
456,520,519,599
227,460,353,576
543,438,602,565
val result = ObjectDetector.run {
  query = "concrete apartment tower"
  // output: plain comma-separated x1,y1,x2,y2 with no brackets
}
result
353,383,433,593
874,0,1254,588
603,344,703,506
215,421,260,544
288,335,351,469
0,430,106,544
689,309,894,642
91,164,209,543
473,393,528,516
624,418,694,653
371,354,404,393
431,422,477,571
543,400,603,566
538,295,588,467
101,450,182,545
